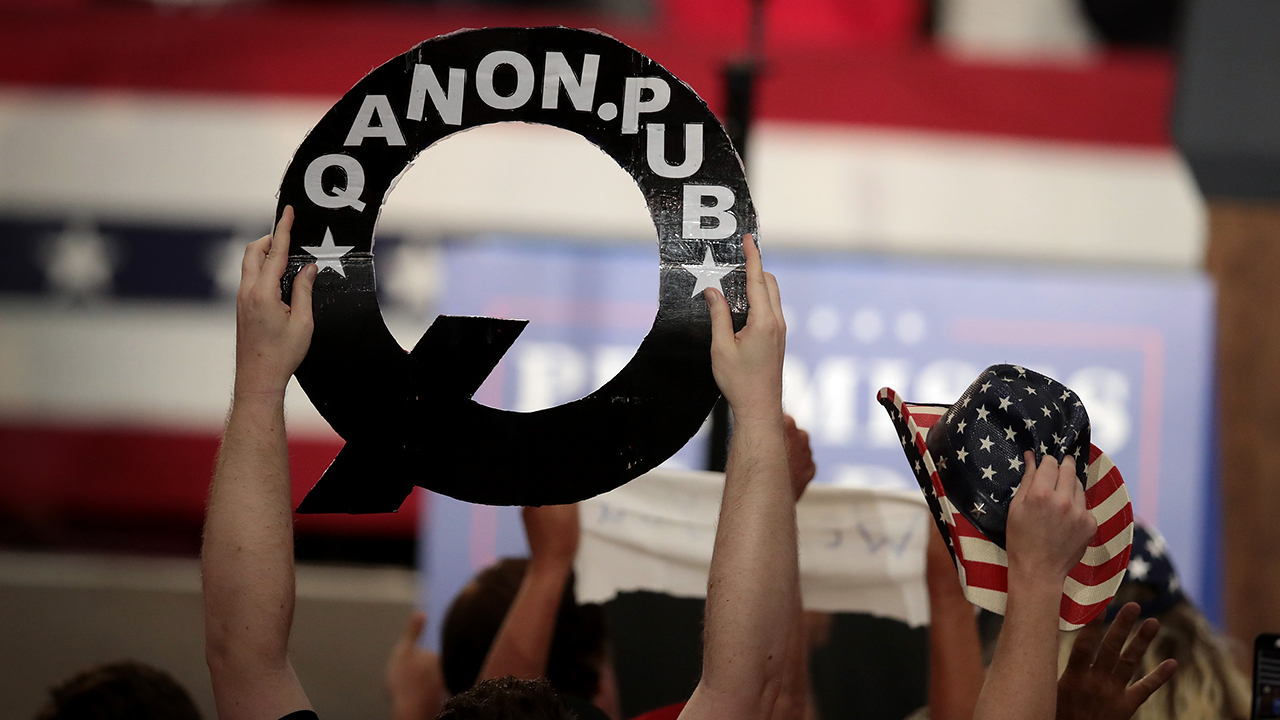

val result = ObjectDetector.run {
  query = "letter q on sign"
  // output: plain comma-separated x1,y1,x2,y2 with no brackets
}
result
304,154,367,212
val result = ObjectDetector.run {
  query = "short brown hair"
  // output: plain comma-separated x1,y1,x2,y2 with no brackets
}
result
36,660,201,720
437,676,576,720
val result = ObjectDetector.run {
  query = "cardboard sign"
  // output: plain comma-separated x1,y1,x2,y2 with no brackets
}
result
276,27,757,513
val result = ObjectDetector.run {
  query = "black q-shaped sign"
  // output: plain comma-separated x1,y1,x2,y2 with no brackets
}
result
279,27,755,513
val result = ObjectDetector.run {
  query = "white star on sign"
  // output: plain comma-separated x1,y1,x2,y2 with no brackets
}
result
1024,418,1037,430
1013,365,1026,375
979,466,996,481
1025,387,1037,396
1128,557,1151,581
1042,406,1053,417
957,420,967,434
1008,456,1024,471
1061,390,1072,401
1003,427,1017,442
683,247,739,297
976,406,990,421
979,381,992,393
303,228,355,277
998,396,1013,410
956,448,969,463
979,436,994,451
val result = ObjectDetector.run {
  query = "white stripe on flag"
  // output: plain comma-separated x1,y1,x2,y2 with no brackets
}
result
1081,525,1136,567
1065,571,1128,606
0,90,1205,266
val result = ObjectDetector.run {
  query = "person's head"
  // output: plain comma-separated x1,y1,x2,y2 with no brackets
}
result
441,558,610,706
35,660,201,720
436,676,577,720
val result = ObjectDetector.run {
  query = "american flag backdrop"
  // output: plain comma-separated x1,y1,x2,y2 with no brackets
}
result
0,2,1211,598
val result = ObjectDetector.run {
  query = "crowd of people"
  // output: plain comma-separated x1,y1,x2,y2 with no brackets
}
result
32,210,1251,719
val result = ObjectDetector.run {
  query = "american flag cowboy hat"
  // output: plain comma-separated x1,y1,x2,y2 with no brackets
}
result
877,364,1134,630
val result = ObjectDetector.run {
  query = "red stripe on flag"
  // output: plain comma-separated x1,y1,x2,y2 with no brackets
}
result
1093,505,1136,547
952,515,989,539
1086,466,1125,507
905,405,945,430
1068,542,1133,586
961,559,1009,593
0,423,421,542
1061,593,1112,627
0,7,1176,146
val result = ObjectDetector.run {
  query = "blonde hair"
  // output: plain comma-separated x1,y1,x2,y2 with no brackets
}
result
1059,601,1250,720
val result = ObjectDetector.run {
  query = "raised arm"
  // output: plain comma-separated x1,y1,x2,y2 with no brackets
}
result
681,234,796,720
202,207,318,720
924,528,985,720
479,504,580,682
770,415,818,720
974,452,1096,720
386,610,447,720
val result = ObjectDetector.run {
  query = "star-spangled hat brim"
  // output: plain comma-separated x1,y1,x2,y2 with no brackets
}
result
877,387,1134,630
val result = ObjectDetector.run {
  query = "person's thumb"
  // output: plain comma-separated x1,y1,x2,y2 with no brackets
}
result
291,264,318,325
705,287,734,351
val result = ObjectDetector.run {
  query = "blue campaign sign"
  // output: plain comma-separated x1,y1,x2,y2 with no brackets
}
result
421,236,1217,647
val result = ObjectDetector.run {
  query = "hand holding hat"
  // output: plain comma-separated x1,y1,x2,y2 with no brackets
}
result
1006,452,1096,588
877,364,1135,629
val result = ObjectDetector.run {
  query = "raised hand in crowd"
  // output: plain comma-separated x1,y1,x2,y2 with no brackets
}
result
1057,602,1178,720
478,503,581,683
784,414,817,501
974,452,1097,720
923,527,986,720
771,413,819,720
386,611,447,720
202,206,319,720
228,205,317,400
679,233,796,720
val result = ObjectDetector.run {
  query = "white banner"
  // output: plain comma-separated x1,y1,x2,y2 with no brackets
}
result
575,469,934,627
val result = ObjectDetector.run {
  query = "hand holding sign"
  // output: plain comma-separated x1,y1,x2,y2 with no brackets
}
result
277,27,760,513
234,207,318,400
705,234,785,425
